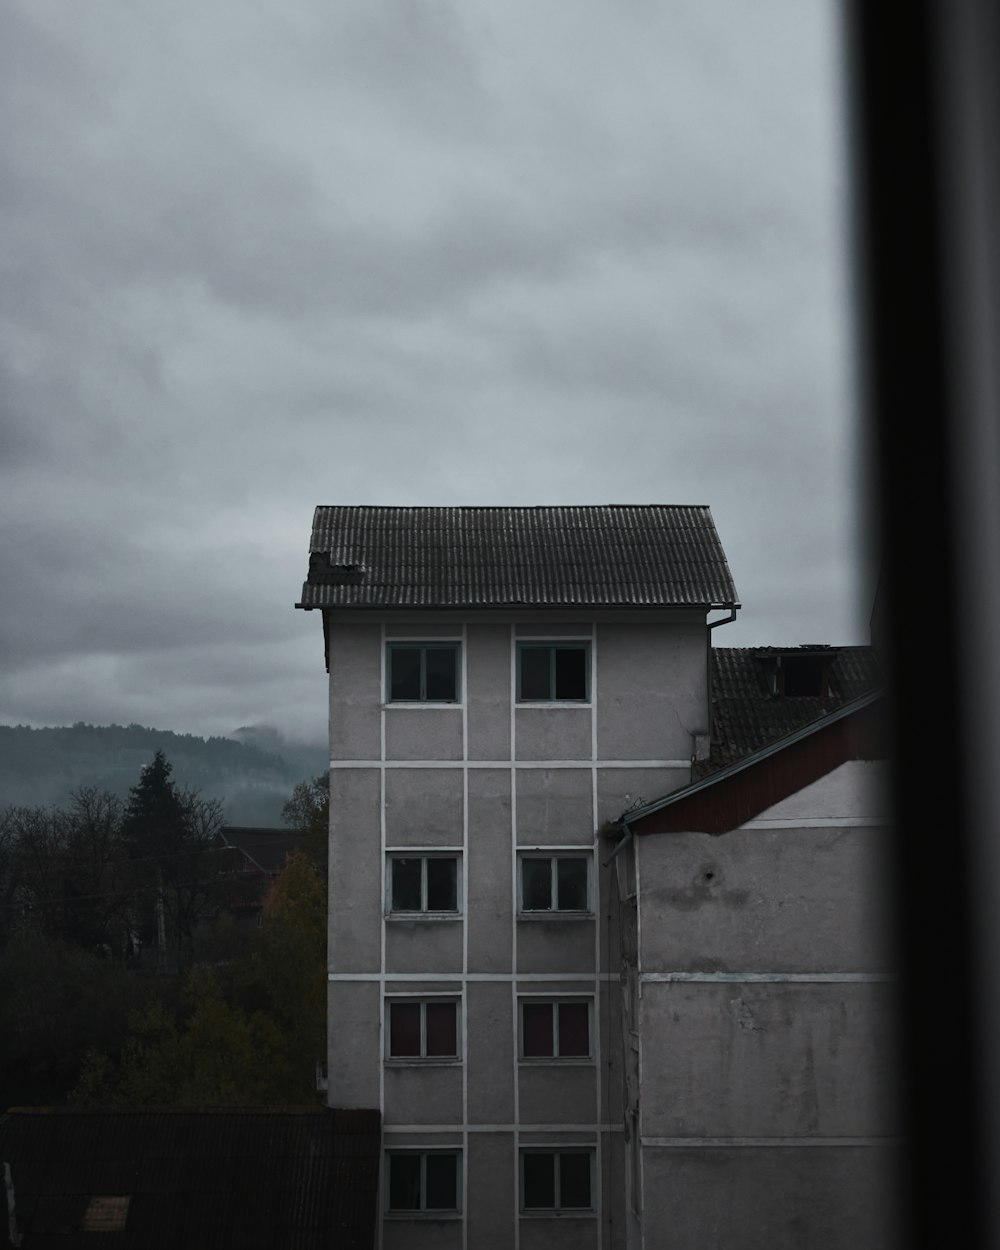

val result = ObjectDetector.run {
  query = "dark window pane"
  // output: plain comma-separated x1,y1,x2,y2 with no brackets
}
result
425,647,457,700
556,858,588,910
388,1154,422,1210
522,1002,554,1057
390,648,421,700
424,1154,458,1210
427,858,457,911
391,859,422,911
558,1003,590,1056
522,1153,556,1209
520,647,551,700
558,1152,592,1208
554,647,587,700
425,1002,457,1057
389,1002,421,1056
522,859,552,910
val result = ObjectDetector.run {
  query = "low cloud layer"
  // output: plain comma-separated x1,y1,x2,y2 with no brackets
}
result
0,0,868,744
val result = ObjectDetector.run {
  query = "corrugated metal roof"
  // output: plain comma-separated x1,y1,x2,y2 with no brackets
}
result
696,645,884,775
297,505,738,610
0,1108,379,1250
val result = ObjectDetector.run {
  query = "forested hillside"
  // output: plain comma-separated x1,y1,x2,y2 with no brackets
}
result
0,723,326,825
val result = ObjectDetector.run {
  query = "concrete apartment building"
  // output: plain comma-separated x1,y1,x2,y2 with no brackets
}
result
296,505,892,1250
297,504,738,1249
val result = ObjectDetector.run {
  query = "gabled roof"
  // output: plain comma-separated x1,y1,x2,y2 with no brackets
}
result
297,505,738,610
0,1107,380,1250
699,645,883,775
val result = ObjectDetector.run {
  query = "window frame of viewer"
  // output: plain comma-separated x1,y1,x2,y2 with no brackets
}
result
516,641,590,703
518,852,592,914
386,641,461,703
385,996,461,1062
385,1149,462,1215
386,852,461,916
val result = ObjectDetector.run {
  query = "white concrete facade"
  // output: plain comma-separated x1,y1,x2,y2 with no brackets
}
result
324,609,710,1250
615,760,898,1250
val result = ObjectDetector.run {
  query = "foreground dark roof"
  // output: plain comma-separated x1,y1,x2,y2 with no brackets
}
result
698,645,884,775
297,505,738,610
0,1108,379,1250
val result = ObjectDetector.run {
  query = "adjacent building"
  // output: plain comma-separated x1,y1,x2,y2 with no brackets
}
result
607,651,894,1249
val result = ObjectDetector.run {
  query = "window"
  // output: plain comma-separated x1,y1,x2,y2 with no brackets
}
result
387,999,460,1059
387,855,460,914
386,1151,461,1214
519,854,591,913
520,999,591,1059
520,1150,594,1212
517,642,589,701
387,643,460,702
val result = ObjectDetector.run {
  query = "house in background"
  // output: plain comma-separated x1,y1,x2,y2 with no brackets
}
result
296,505,893,1249
213,825,304,929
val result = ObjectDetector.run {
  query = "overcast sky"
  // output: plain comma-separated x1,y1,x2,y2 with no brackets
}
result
0,0,870,745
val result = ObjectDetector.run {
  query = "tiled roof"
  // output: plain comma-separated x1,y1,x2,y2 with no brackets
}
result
0,1108,380,1250
696,645,884,775
297,506,738,610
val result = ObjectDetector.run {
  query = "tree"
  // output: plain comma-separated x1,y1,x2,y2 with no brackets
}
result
71,853,328,1108
281,773,329,880
122,751,224,971
254,850,326,1094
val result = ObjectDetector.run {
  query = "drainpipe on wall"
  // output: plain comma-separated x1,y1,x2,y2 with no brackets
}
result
705,607,739,756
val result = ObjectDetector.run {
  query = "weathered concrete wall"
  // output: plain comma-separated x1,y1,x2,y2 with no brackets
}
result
637,825,891,973
631,777,898,1249
325,609,708,1245
596,620,708,761
641,1143,898,1250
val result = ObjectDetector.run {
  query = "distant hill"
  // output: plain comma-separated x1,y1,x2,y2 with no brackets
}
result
0,723,327,825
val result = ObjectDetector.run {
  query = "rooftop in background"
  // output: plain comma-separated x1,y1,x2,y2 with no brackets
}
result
0,1107,380,1250
698,645,884,776
298,505,739,611
219,826,303,876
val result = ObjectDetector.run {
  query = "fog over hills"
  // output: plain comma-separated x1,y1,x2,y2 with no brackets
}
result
0,722,327,826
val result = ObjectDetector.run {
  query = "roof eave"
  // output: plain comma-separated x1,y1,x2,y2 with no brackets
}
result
612,687,886,830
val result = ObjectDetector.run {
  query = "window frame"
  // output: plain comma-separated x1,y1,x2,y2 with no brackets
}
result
518,997,594,1062
385,851,462,918
384,1149,463,1216
516,642,591,703
385,996,462,1063
517,851,593,916
386,641,461,704
519,1148,596,1214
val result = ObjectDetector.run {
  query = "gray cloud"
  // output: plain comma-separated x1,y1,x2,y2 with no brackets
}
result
0,0,865,742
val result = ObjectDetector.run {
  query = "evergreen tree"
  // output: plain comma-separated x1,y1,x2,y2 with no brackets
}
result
122,751,223,970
